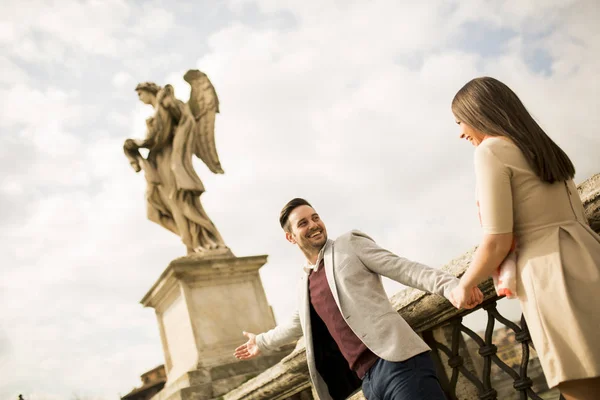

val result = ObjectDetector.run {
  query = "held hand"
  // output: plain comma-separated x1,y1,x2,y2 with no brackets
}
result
470,286,484,307
233,331,262,360
450,284,484,310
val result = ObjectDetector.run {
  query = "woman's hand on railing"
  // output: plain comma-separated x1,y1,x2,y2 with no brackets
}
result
449,283,484,310
233,331,262,360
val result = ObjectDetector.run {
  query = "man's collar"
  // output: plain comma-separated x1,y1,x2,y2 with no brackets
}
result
302,239,332,274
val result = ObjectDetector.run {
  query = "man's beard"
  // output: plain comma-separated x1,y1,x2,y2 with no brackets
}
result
303,233,327,249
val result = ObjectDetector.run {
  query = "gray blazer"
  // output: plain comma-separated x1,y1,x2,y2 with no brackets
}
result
256,230,459,400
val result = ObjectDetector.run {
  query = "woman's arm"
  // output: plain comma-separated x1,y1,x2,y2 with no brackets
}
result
450,142,514,308
460,232,513,289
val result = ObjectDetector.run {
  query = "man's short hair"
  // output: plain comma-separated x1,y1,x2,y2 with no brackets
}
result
280,198,313,232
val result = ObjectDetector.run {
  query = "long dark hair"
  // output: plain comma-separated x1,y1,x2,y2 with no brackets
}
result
452,77,575,183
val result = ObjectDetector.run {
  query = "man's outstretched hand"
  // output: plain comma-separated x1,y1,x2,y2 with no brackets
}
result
233,331,262,360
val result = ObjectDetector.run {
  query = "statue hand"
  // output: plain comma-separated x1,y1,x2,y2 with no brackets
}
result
124,138,139,150
129,160,141,172
124,139,142,172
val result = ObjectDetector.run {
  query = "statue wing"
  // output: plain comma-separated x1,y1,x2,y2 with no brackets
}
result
184,69,224,174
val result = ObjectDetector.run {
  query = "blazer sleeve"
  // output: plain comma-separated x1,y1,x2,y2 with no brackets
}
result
348,230,459,299
255,309,303,355
474,143,514,234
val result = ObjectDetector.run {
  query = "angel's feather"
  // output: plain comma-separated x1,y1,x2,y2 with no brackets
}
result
184,69,224,174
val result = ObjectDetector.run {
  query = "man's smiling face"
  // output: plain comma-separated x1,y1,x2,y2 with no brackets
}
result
286,205,328,253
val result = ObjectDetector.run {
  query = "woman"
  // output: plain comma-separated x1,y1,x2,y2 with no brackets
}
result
448,77,600,399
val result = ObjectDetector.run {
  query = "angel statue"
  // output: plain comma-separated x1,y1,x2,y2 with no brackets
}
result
123,70,228,255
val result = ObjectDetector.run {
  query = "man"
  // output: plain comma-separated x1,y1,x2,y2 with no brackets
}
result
234,198,483,399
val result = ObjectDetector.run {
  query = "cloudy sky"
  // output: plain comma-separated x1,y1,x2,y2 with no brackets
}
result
1,0,598,399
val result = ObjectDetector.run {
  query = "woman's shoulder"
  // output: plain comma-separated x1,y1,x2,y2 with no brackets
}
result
483,136,516,149
475,136,532,176
476,136,518,158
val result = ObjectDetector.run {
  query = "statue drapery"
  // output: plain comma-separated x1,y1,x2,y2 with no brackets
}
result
124,70,227,254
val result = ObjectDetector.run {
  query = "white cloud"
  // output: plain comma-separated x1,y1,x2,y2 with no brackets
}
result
112,71,133,89
0,85,83,130
131,4,176,39
8,0,130,55
0,56,30,86
0,0,178,69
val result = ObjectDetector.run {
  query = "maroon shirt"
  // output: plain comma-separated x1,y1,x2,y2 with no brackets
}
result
308,259,379,378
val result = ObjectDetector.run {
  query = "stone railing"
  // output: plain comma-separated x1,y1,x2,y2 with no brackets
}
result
223,173,600,400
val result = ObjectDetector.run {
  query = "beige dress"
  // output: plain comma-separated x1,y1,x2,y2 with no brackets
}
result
475,137,600,388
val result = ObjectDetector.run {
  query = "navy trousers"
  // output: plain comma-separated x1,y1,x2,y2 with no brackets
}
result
361,352,447,400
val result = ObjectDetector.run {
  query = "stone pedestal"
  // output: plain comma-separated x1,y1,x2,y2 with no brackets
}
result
142,250,291,400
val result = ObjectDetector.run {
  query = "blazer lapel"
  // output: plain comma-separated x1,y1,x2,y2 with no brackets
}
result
298,273,310,333
324,241,342,309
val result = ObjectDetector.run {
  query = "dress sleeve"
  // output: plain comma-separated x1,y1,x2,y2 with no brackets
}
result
474,144,514,234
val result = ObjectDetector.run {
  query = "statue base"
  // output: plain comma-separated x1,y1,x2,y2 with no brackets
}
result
142,250,292,400
149,352,294,400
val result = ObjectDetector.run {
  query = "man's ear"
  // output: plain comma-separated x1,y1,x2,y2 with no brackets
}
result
285,230,296,244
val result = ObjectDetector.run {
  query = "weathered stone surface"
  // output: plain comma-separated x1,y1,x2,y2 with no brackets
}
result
222,173,600,400
346,390,365,400
578,173,600,231
150,354,293,400
287,389,314,400
212,374,259,397
223,340,311,400
145,253,290,400
143,254,277,381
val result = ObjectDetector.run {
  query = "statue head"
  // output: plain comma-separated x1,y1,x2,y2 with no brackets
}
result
135,82,161,105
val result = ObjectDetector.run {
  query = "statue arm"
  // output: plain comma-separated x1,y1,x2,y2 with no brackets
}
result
135,114,165,149
123,139,142,172
123,111,166,172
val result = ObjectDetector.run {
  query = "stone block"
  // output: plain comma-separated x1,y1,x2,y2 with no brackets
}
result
144,252,292,400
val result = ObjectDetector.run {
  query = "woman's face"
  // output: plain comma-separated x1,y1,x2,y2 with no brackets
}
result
455,119,487,147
